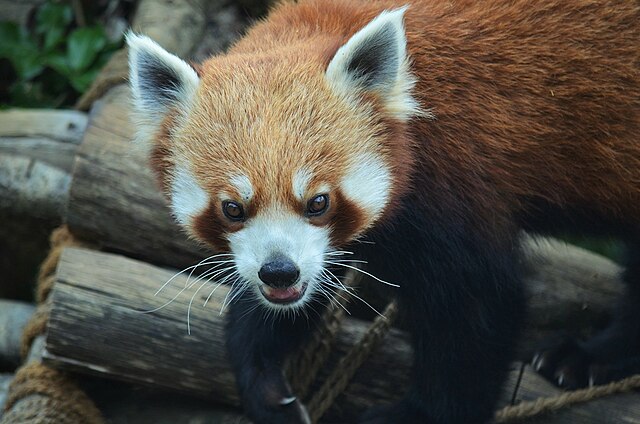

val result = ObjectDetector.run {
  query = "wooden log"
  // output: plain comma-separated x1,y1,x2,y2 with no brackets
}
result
66,97,625,336
131,0,211,59
0,109,87,144
43,247,638,423
66,86,207,267
519,238,623,354
0,300,36,368
0,110,86,298
0,109,87,220
0,373,13,413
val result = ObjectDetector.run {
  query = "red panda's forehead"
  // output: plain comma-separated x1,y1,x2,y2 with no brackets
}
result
177,56,386,212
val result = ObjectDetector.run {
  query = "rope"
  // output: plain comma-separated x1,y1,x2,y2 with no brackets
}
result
2,363,104,424
2,225,105,424
288,270,361,399
292,288,640,423
287,303,348,399
306,301,398,423
495,374,640,422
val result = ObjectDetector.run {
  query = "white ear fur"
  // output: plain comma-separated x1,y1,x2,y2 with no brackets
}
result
325,7,422,120
126,33,200,148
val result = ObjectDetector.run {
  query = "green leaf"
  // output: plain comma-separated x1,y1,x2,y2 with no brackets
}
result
36,3,73,50
15,53,44,80
67,27,107,72
36,3,73,32
0,22,43,80
68,67,99,92
0,22,22,48
9,81,58,108
44,53,72,77
43,26,66,51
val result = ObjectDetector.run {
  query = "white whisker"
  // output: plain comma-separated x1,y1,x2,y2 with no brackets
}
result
324,261,399,288
220,278,244,314
202,269,239,307
154,253,233,296
324,250,354,256
183,259,235,289
141,273,205,314
322,269,388,319
187,278,211,335
315,281,351,315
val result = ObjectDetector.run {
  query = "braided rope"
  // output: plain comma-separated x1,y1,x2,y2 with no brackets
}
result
2,225,105,424
288,303,348,399
495,374,640,422
306,301,398,423
3,363,104,424
288,270,362,399
296,290,640,423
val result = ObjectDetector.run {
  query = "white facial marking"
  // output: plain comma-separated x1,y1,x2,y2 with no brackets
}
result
341,152,391,220
229,174,254,201
227,207,331,310
293,168,313,201
171,164,209,226
317,183,331,195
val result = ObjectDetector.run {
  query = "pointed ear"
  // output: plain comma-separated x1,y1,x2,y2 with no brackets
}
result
325,7,421,120
126,33,199,145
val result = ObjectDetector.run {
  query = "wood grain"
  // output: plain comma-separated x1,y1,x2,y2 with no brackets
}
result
66,86,208,268
44,247,639,423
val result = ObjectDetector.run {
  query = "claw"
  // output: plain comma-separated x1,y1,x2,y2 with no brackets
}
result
557,372,565,386
279,396,297,406
533,353,545,371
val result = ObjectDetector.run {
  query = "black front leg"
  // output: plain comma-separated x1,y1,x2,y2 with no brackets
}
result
226,295,323,424
360,208,527,424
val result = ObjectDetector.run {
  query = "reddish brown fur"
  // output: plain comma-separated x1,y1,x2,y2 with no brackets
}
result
141,3,640,421
153,0,639,251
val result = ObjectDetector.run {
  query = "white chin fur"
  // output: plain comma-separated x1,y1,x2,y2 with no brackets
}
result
227,207,330,311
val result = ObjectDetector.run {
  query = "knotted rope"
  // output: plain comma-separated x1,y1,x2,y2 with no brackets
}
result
291,284,640,424
306,301,398,423
495,374,640,422
8,226,640,423
2,226,104,424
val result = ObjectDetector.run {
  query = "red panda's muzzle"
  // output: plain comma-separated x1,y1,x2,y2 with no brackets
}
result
259,282,308,304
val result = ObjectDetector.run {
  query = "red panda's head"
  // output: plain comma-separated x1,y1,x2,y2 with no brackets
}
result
128,8,422,310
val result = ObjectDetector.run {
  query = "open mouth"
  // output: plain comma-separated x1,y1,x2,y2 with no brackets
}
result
259,282,308,304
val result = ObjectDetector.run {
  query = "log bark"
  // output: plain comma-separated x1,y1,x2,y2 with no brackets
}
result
66,86,207,267
0,109,87,144
131,0,211,59
0,109,87,220
43,247,637,423
0,109,87,297
0,300,36,368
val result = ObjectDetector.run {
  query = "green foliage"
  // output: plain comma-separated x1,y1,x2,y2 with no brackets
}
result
0,2,122,108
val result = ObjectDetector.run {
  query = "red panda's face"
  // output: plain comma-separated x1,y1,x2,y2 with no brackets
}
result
128,8,420,310
166,61,394,308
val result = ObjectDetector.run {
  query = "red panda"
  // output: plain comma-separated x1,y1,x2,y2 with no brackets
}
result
127,0,640,423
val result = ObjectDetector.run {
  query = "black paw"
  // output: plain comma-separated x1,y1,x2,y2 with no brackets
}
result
531,337,640,389
245,396,311,424
531,337,592,389
359,400,426,424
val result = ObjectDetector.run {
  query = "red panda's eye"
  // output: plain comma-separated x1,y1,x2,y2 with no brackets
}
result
306,194,329,216
223,201,245,221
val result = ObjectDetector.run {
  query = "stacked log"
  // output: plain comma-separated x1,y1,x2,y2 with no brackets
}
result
43,246,638,423
40,56,640,423
3,1,631,421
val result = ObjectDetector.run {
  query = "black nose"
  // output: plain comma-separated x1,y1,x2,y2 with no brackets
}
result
258,256,300,288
